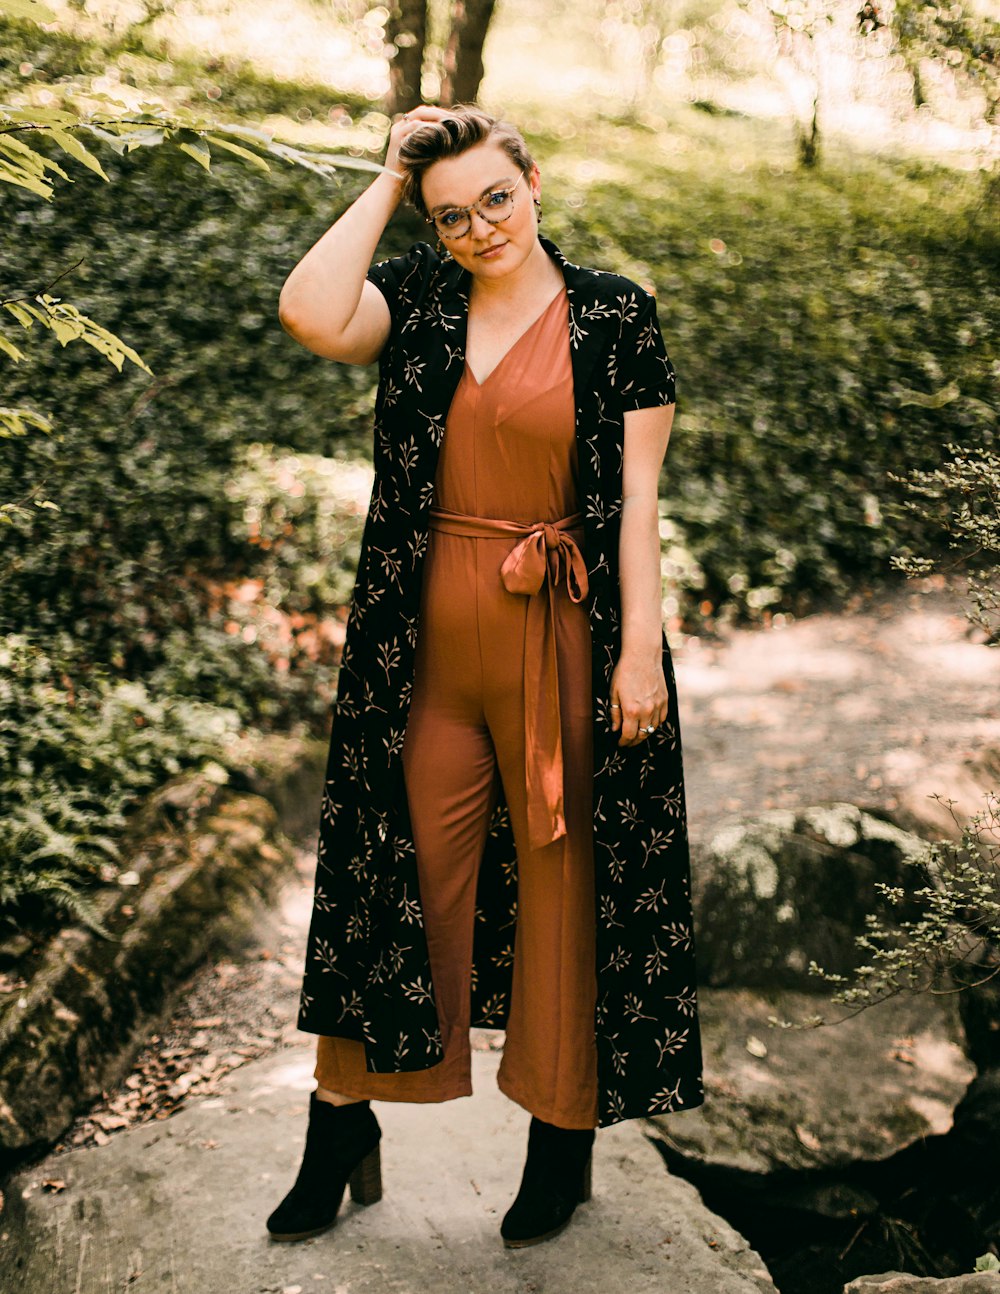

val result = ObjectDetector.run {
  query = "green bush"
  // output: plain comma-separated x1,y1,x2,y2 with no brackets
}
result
536,113,999,619
0,634,241,934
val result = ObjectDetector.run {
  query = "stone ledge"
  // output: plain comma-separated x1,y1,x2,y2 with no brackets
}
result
845,1274,1000,1292
0,735,328,1168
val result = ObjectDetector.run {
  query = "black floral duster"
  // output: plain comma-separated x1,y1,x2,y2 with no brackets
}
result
297,233,705,1127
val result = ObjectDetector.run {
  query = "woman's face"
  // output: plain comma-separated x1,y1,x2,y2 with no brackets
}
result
419,140,541,280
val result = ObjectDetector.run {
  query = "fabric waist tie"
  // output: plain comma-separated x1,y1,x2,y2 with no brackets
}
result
427,504,590,852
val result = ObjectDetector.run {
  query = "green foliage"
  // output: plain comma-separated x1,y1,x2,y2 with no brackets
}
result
764,790,1000,1033
0,634,242,936
531,107,999,622
0,124,376,678
890,443,1000,641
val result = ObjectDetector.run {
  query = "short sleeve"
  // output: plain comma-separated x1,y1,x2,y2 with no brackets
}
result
365,241,437,330
617,290,677,412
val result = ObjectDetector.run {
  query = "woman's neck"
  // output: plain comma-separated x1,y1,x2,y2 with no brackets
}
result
467,238,564,312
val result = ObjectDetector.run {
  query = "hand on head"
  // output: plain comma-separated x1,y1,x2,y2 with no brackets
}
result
385,104,458,177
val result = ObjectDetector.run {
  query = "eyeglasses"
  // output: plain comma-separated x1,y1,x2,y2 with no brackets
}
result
426,173,526,240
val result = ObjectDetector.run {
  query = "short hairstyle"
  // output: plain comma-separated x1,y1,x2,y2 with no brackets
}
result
396,105,536,220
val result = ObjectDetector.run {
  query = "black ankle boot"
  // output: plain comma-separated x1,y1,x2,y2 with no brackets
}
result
266,1091,382,1242
500,1116,595,1248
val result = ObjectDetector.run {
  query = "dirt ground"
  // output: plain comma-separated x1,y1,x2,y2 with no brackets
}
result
46,572,1000,1156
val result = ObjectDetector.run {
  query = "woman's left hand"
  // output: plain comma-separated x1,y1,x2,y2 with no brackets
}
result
609,651,669,747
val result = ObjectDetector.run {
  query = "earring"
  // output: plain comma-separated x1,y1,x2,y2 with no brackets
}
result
533,197,543,224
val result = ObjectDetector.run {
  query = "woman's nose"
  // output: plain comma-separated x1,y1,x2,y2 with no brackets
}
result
468,208,496,238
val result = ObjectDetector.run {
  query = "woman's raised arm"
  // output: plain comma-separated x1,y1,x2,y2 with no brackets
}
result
278,105,456,366
277,167,400,365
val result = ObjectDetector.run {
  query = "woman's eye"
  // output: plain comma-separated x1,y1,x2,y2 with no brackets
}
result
440,211,461,226
486,190,508,206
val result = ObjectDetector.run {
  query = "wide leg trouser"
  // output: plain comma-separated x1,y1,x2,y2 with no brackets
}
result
314,530,600,1130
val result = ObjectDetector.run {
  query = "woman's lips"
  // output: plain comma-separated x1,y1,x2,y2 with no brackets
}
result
477,242,507,259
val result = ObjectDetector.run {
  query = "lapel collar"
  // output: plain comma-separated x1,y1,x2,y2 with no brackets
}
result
540,235,609,398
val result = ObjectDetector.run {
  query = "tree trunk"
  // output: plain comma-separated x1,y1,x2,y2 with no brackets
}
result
440,0,497,107
385,0,428,117
797,92,820,167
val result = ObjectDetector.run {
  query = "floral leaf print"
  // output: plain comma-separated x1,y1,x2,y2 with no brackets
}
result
599,895,624,928
478,991,506,1024
651,782,684,819
375,635,401,687
394,1031,410,1065
313,884,336,914
398,435,419,485
337,990,364,1022
648,1079,684,1114
407,530,428,571
601,945,632,974
371,545,404,593
623,992,656,1023
660,919,694,952
607,1031,629,1077
492,942,515,969
585,494,609,528
655,1026,690,1065
345,902,371,943
595,748,628,782
634,879,670,915
640,824,676,867
643,934,671,983
313,938,349,978
399,884,423,926
403,975,434,1005
386,940,412,976
402,353,426,390
618,797,641,828
598,840,627,885
422,411,446,446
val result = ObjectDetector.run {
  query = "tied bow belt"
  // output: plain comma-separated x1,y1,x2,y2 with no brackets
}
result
427,504,590,853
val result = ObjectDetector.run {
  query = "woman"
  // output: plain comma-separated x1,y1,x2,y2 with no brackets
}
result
268,104,704,1249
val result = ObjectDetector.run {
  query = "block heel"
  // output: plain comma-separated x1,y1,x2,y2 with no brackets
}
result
348,1143,383,1205
579,1152,592,1203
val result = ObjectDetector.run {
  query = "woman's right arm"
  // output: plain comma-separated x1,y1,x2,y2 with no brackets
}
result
277,171,401,366
278,105,452,366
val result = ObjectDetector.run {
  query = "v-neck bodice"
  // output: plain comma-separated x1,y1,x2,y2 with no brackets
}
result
435,287,578,525
464,287,567,387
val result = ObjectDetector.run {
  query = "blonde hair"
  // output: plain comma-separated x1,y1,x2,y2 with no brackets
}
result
397,105,536,220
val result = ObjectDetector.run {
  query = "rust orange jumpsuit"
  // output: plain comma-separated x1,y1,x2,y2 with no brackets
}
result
314,286,600,1129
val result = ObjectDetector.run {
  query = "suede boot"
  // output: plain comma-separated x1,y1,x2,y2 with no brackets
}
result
500,1115,595,1247
266,1091,382,1242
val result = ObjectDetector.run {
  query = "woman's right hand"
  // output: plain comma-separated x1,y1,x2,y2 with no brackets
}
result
385,104,460,177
